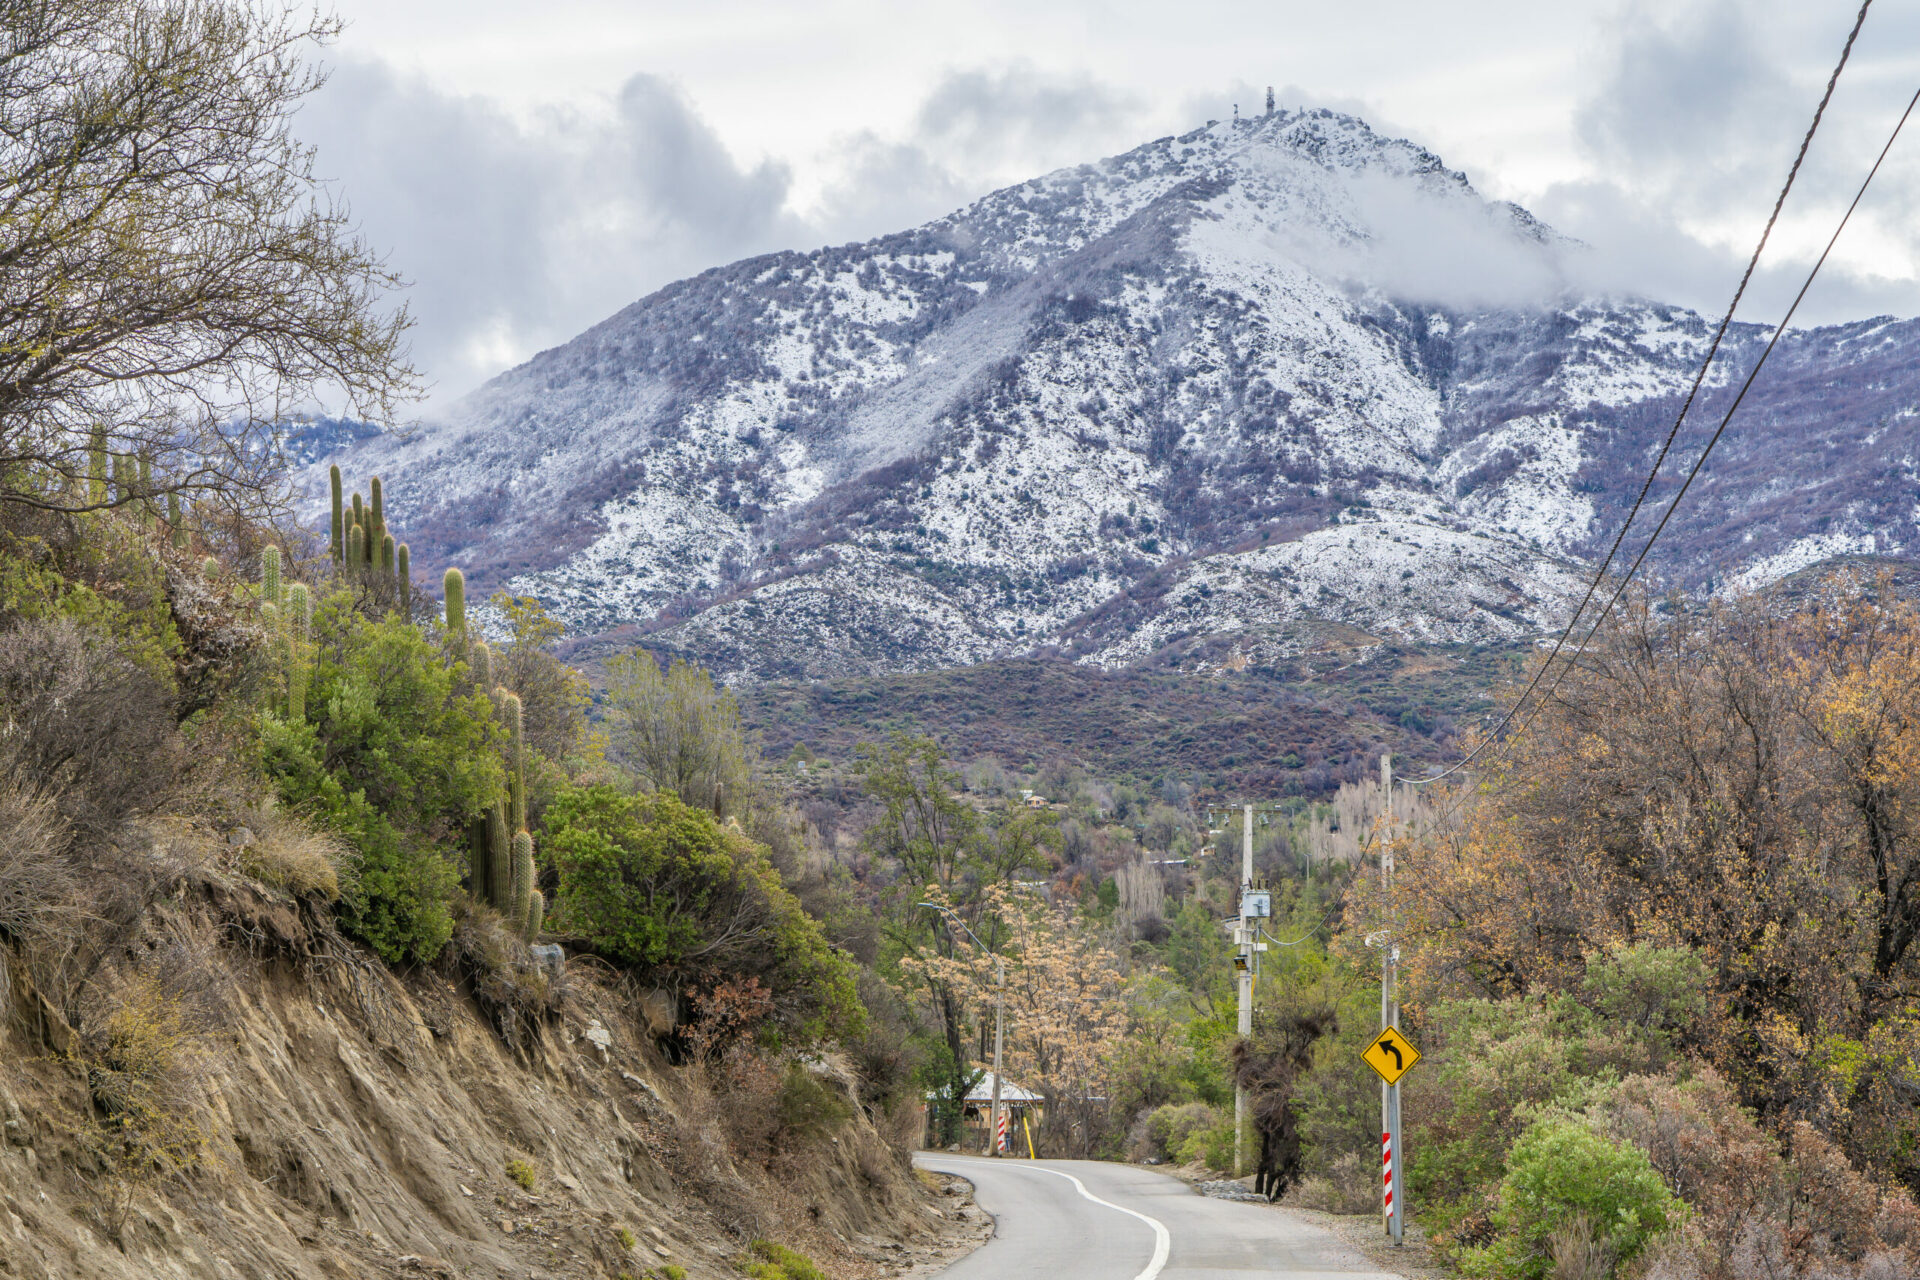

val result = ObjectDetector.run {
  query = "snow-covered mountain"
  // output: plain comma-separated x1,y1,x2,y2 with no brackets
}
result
325,107,1920,680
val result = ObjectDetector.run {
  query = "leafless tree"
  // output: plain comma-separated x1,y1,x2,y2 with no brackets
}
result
0,0,417,516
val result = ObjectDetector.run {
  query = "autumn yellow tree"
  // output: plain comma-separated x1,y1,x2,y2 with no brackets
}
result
903,883,1128,1156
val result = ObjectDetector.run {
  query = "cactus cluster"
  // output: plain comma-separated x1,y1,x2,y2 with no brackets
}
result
323,469,545,942
82,431,181,535
329,464,411,611
470,680,542,940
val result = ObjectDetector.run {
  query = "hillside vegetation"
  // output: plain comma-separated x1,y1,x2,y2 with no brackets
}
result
729,641,1526,801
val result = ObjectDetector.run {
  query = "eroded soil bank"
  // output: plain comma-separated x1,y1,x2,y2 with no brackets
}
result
0,880,972,1280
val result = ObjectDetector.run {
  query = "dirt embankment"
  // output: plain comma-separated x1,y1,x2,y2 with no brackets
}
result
0,879,975,1280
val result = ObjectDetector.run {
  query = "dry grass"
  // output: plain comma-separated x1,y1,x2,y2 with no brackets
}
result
80,973,215,1172
444,898,560,1043
230,806,344,899
0,772,79,963
1289,1153,1381,1215
1548,1215,1614,1280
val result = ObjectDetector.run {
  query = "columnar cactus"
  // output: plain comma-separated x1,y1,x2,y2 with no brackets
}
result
468,816,492,903
472,640,493,693
329,464,344,562
382,533,396,574
261,545,282,608
444,568,466,637
202,555,220,578
526,888,545,939
510,829,534,935
286,583,311,722
347,523,365,570
167,492,186,550
487,802,511,913
369,476,383,536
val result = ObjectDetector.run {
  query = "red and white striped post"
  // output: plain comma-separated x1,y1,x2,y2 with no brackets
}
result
1382,1128,1395,1222
996,1110,1010,1153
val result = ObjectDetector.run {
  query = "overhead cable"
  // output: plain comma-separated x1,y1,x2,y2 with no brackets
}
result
1407,0,1880,787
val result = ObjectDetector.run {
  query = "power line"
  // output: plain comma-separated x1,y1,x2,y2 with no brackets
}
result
1407,0,1880,789
1520,80,1920,732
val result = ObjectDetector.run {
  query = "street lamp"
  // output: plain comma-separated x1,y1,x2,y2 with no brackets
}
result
918,901,1006,1157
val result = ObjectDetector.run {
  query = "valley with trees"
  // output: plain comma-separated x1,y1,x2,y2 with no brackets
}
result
5,3,1920,1280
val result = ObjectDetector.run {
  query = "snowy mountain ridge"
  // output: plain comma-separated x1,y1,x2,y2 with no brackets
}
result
320,107,1920,681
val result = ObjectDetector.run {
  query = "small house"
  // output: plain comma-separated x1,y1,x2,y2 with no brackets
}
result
921,1071,1044,1151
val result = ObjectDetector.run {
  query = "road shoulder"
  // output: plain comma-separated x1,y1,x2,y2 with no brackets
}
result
886,1166,995,1278
1175,1168,1448,1279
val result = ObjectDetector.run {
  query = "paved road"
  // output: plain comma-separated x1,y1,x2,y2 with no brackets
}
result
914,1154,1404,1280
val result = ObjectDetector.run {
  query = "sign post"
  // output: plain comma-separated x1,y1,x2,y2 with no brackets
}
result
1362,1028,1419,1243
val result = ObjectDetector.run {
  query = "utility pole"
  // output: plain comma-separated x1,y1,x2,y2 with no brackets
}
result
1379,754,1404,1247
989,952,1005,1157
1234,802,1253,1178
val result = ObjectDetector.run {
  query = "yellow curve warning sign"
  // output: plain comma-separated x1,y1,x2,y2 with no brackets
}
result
1363,1027,1421,1085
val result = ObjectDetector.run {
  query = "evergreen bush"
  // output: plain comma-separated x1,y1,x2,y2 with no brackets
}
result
1464,1115,1682,1280
545,785,863,1042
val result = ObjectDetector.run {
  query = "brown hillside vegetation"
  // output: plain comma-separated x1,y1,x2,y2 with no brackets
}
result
729,645,1523,800
1367,573,1920,1276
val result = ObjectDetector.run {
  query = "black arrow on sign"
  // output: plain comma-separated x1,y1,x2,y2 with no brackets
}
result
1380,1039,1403,1070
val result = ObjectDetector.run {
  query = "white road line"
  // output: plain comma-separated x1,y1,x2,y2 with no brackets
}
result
1006,1165,1170,1280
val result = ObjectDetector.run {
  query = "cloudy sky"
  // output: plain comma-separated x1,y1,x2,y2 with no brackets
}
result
299,0,1920,406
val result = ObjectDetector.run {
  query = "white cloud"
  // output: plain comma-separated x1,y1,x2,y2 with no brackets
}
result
300,59,803,402
301,1,1920,407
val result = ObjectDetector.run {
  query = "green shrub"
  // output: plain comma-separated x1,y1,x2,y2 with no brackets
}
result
256,589,503,964
614,1226,636,1250
1464,1115,1682,1279
545,785,863,1042
1579,941,1711,1057
1174,1114,1236,1172
505,1158,536,1192
746,1240,824,1280
1404,995,1618,1220
1144,1101,1219,1162
0,518,183,683
662,1265,686,1280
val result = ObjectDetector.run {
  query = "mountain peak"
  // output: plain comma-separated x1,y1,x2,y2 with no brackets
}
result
320,111,1920,683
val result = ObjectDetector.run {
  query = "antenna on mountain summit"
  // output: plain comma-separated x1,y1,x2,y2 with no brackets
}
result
1266,86,1275,115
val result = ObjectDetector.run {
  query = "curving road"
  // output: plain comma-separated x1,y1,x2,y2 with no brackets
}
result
914,1154,1405,1280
